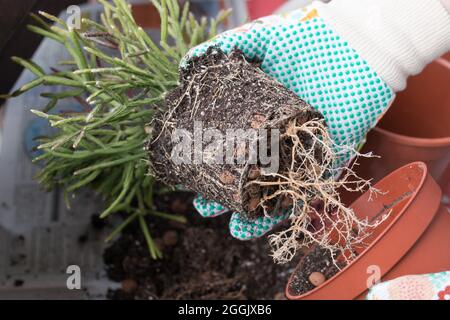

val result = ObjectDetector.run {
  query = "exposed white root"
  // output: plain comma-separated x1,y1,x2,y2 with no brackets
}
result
247,119,388,265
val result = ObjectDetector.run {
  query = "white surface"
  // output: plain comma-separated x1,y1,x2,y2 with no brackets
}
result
0,3,113,300
275,0,328,14
314,0,450,92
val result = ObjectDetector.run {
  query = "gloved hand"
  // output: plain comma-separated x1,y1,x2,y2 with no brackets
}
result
183,0,450,240
366,271,450,300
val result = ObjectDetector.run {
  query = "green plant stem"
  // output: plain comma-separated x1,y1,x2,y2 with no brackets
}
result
5,0,231,258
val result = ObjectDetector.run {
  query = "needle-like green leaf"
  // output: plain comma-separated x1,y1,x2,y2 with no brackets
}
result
5,0,230,258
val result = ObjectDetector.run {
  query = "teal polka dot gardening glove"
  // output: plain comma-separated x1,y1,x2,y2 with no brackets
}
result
186,6,395,240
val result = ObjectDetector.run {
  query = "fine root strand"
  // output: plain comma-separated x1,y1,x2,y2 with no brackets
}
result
247,119,388,265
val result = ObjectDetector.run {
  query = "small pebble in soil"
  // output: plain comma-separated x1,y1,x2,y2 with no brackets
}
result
170,198,188,215
288,246,342,296
163,230,178,247
153,238,165,251
281,195,293,209
168,220,187,229
248,198,260,212
308,271,326,287
248,167,260,180
274,292,287,300
250,114,267,129
121,279,138,294
218,171,235,185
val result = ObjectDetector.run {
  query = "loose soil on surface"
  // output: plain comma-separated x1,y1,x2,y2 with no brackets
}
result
104,191,300,300
287,246,342,296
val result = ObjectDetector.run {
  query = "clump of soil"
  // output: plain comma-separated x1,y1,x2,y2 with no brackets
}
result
287,245,343,296
104,192,300,300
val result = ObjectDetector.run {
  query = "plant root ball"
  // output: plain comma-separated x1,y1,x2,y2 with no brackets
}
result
147,47,324,217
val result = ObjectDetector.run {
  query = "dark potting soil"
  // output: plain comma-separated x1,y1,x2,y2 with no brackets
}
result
287,245,342,296
104,191,300,300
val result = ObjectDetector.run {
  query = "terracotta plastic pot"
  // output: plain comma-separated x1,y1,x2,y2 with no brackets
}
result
355,55,450,193
247,0,287,19
131,3,161,28
286,162,450,300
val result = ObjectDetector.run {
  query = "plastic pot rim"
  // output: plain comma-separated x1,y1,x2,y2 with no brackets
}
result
285,161,442,300
373,126,450,148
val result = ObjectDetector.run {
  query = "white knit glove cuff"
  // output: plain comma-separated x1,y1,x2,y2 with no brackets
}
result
314,0,450,92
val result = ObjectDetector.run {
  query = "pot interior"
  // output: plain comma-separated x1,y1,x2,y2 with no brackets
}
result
350,163,426,248
377,57,450,139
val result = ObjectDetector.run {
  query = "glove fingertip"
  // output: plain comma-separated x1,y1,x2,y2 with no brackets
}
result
193,195,228,218
229,211,290,240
